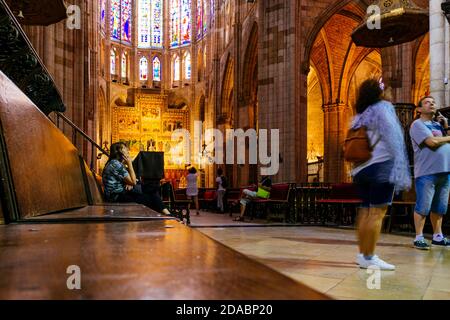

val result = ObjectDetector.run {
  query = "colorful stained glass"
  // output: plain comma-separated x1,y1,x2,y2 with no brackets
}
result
153,56,161,81
170,0,180,47
111,0,121,40
138,0,151,48
181,0,191,45
140,57,148,80
196,0,203,40
121,0,132,43
101,0,106,31
203,0,207,34
111,49,117,75
173,56,180,81
209,0,214,29
184,53,191,79
151,0,163,47
122,53,127,79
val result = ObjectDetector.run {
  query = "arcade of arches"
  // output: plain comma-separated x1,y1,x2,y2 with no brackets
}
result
22,0,432,187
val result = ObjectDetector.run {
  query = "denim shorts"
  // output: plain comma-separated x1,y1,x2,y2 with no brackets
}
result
415,173,450,216
353,160,395,208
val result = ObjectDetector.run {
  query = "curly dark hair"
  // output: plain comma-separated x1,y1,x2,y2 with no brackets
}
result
355,79,383,114
188,167,197,174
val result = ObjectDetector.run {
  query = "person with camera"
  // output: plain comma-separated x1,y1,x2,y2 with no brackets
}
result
410,96,450,250
102,142,171,216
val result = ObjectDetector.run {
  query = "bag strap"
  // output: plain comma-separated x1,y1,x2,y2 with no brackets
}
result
369,130,381,150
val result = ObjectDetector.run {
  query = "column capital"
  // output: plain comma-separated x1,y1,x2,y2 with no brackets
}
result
322,103,348,113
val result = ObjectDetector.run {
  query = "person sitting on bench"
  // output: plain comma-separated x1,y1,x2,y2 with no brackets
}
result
102,142,171,216
234,176,272,222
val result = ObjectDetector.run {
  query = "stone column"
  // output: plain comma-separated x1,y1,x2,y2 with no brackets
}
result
322,103,349,183
430,0,446,107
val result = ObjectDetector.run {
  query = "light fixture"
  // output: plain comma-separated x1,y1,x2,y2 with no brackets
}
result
442,0,450,24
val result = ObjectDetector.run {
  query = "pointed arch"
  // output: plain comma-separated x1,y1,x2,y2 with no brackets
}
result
242,22,258,106
220,55,234,124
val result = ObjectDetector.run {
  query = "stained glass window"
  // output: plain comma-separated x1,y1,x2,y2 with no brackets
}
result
101,0,106,32
210,0,214,29
170,0,180,47
196,0,203,40
138,0,151,48
111,0,121,40
174,56,180,81
122,53,127,79
121,0,132,43
181,0,191,45
140,57,148,80
153,56,161,81
111,0,132,42
203,0,207,34
151,0,163,48
111,49,117,75
184,53,191,80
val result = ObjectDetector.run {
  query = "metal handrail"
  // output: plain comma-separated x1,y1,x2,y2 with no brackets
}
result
53,112,109,170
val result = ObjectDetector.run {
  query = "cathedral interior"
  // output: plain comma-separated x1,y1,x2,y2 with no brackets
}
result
0,0,450,302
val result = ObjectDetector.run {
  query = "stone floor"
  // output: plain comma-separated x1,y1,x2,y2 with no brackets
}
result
192,211,450,300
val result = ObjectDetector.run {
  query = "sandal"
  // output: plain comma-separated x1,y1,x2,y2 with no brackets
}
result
233,216,244,222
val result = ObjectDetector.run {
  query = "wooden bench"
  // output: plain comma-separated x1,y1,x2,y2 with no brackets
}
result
266,183,296,223
0,69,173,224
226,188,243,216
316,183,362,225
232,184,295,222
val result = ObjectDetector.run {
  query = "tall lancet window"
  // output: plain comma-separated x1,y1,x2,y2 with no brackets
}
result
111,0,132,42
140,57,148,80
170,0,180,47
173,55,180,81
153,56,161,81
196,0,207,40
181,0,191,45
138,0,163,48
170,0,191,48
121,53,128,79
184,52,191,80
151,0,163,47
110,49,117,75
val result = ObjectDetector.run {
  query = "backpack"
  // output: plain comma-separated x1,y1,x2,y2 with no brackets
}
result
343,126,380,164
220,176,228,189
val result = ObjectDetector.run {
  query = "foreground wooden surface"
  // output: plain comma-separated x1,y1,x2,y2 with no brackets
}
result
25,204,170,222
0,220,329,299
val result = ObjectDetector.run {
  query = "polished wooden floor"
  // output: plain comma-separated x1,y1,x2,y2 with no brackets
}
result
0,219,328,300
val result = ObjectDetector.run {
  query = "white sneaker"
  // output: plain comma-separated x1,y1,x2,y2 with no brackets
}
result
357,255,395,271
355,253,363,264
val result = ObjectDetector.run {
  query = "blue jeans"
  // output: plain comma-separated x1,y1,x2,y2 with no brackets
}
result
415,173,450,216
353,160,395,208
